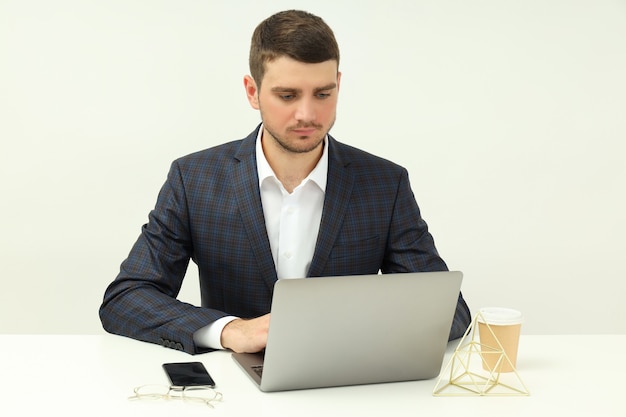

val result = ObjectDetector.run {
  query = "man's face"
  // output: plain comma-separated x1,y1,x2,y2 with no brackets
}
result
245,56,341,155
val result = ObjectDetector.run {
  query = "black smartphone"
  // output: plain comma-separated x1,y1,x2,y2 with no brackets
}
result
162,362,216,387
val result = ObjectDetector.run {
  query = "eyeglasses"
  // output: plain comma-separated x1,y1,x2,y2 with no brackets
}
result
128,384,223,408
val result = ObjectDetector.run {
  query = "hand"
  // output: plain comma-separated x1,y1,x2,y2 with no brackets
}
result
220,313,270,353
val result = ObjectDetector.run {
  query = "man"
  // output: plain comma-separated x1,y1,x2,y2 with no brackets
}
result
99,10,471,355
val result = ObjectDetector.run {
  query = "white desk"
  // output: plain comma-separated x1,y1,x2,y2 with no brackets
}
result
0,334,623,416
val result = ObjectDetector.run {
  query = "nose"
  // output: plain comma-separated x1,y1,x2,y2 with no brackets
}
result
294,98,316,122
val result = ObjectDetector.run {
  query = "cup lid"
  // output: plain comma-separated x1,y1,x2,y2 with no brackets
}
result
477,307,524,325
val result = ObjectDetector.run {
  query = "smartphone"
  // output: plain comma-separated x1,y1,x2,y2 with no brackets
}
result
162,362,216,387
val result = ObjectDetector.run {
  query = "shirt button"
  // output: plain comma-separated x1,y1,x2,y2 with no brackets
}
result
286,207,295,214
284,251,293,259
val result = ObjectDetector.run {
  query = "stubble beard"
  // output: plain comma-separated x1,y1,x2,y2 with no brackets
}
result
262,115,336,155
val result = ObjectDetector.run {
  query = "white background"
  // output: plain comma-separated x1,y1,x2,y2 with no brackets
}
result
1,0,624,335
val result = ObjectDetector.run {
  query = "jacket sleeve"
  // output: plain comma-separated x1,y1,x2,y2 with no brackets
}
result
382,167,471,341
98,160,227,355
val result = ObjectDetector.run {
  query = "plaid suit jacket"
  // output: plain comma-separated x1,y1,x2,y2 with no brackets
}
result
100,126,471,354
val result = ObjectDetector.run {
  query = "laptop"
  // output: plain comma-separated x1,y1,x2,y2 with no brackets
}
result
232,271,463,392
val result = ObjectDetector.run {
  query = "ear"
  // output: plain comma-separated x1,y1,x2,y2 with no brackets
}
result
244,75,260,110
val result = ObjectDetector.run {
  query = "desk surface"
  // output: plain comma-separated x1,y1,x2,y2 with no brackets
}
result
0,334,623,416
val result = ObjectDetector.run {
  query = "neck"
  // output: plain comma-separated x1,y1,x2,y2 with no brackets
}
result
261,133,324,193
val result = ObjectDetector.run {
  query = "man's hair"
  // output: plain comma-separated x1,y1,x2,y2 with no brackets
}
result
249,10,340,88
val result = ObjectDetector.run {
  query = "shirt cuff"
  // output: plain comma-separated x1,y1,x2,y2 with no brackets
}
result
193,316,238,350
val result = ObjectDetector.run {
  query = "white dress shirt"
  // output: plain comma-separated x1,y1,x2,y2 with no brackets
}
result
193,127,328,349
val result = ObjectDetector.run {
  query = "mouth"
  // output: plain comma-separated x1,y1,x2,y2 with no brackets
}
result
291,127,318,136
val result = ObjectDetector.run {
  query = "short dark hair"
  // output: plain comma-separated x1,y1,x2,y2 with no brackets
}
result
249,10,340,88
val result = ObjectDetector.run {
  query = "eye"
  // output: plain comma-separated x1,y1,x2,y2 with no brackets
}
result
279,94,295,101
316,93,331,99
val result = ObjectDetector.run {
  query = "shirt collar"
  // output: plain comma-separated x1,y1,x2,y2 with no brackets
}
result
256,125,328,193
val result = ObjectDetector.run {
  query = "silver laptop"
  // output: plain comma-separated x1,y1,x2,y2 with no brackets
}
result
232,271,463,392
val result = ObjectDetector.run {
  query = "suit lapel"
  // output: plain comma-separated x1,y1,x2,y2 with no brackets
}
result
232,129,278,290
231,131,354,282
307,137,354,277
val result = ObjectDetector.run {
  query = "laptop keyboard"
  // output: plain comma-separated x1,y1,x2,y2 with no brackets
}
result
252,365,264,378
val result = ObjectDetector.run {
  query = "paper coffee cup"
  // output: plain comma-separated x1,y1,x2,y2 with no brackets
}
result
477,307,523,373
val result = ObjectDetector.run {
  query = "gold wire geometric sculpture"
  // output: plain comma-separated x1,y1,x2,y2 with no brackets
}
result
433,312,530,396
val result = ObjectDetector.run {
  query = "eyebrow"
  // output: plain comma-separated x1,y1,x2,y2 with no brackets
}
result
271,83,338,94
